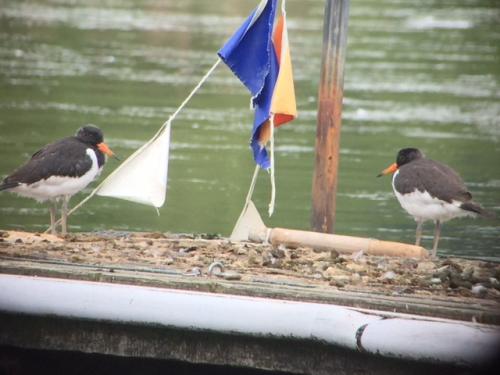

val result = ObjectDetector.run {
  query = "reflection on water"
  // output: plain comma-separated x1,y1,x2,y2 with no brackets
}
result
0,0,499,260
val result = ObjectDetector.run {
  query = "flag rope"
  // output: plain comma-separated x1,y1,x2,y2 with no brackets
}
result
268,116,276,216
231,115,277,239
44,59,221,233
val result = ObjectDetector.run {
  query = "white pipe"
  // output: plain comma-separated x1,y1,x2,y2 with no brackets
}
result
0,274,380,349
360,318,500,366
0,274,498,366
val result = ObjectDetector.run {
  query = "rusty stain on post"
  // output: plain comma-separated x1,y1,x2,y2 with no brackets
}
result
311,0,350,233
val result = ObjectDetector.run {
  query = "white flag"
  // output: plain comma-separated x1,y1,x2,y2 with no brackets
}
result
96,123,171,208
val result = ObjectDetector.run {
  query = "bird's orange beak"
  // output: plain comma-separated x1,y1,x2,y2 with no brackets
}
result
98,142,119,160
377,162,398,177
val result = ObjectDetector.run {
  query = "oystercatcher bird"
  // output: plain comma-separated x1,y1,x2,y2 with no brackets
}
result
378,148,494,257
0,126,115,235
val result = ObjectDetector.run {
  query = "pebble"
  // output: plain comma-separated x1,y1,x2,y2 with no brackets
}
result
247,249,259,266
329,275,351,285
262,251,273,266
471,284,488,298
223,271,242,281
350,273,362,284
434,265,451,281
461,266,474,279
235,244,248,255
376,260,389,271
351,250,365,262
380,271,397,281
323,267,350,279
346,263,366,273
441,258,463,273
179,246,198,254
3,230,499,302
271,247,286,259
417,261,435,273
313,261,329,273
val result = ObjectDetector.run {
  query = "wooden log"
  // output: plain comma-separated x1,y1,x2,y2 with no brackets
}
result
268,228,429,258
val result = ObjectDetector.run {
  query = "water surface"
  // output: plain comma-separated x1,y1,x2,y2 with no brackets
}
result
0,0,499,259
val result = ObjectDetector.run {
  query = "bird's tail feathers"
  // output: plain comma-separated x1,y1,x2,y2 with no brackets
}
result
0,181,20,191
460,201,496,219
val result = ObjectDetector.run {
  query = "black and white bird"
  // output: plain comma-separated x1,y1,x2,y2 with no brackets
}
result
0,126,115,235
378,148,494,257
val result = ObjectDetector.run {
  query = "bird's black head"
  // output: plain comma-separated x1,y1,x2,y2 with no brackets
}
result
396,148,424,167
76,125,104,146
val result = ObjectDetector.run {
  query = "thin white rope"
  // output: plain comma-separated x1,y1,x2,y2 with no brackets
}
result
44,59,221,233
246,163,261,207
268,116,276,217
163,58,221,131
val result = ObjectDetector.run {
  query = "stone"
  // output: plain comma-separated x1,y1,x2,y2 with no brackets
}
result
346,263,366,273
247,249,259,264
471,284,488,298
434,265,451,281
441,258,463,273
376,259,389,271
416,261,435,273
315,261,330,272
380,271,396,281
351,250,365,262
329,275,351,285
223,271,242,281
323,267,350,279
430,278,442,285
235,245,248,255
163,257,174,265
271,247,286,259
350,273,362,284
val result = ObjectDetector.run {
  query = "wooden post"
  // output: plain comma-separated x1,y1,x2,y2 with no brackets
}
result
311,0,350,233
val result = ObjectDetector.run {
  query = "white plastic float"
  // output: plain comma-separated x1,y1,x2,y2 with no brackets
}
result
0,274,498,367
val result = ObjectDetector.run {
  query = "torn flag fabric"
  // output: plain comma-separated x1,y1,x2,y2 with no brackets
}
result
96,123,171,208
218,0,297,169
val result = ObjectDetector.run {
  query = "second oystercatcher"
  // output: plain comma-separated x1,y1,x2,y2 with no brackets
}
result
378,148,494,256
0,125,115,235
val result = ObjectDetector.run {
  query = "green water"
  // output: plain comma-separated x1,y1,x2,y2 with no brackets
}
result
0,0,499,259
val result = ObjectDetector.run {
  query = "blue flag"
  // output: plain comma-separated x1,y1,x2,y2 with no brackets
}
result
218,0,278,169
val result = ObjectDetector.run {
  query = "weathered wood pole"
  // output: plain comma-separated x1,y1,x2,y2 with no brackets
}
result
311,0,350,233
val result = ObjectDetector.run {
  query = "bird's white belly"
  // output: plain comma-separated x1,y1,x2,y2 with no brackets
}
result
394,189,472,222
12,149,102,202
